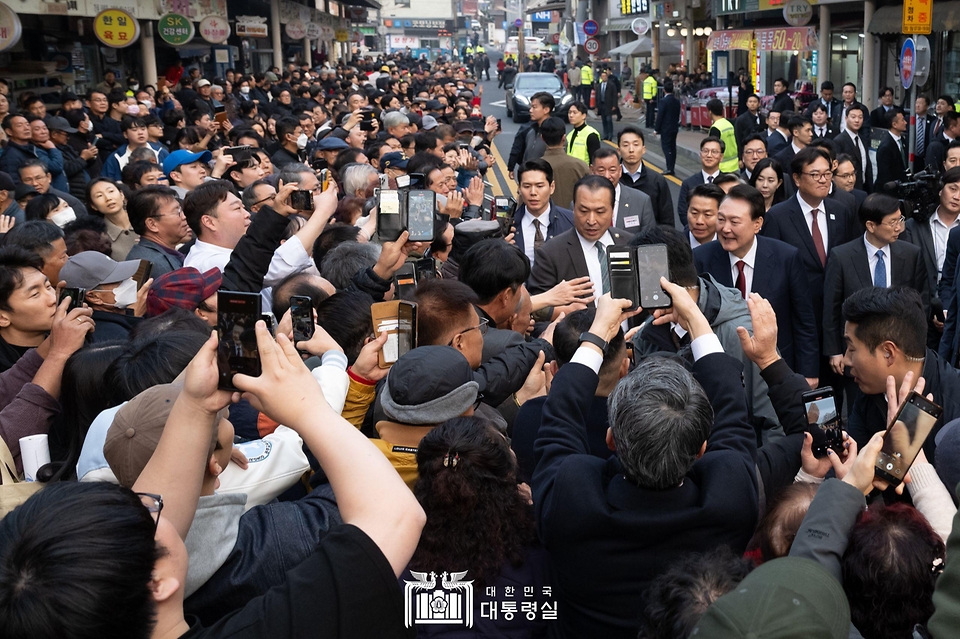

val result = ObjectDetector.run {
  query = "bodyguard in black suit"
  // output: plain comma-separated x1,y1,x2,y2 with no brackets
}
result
734,94,764,156
618,126,674,228
869,87,902,129
925,111,960,175
761,146,859,335
654,81,682,175
804,81,841,121
528,175,633,299
595,68,619,141
694,184,819,379
874,111,909,194
772,115,813,197
822,193,929,373
832,105,873,192
809,103,836,140
677,137,724,227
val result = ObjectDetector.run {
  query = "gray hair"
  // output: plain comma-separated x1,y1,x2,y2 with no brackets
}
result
341,162,379,197
607,356,714,489
277,162,313,187
383,110,409,131
320,241,381,290
241,179,273,210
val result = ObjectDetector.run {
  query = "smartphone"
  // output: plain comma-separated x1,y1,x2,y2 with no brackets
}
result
415,257,437,282
379,173,390,190
378,188,403,242
482,194,495,221
495,196,515,235
636,244,672,310
371,300,418,368
608,247,640,310
406,189,436,242
875,392,943,485
394,263,417,301
407,172,425,190
217,291,262,391
132,259,152,290
360,119,375,132
58,287,85,312
933,298,945,324
311,157,328,171
802,387,844,458
261,312,277,337
290,295,315,344
290,190,314,211
395,174,411,189
319,168,331,192
223,145,252,157
214,105,227,124
496,118,502,131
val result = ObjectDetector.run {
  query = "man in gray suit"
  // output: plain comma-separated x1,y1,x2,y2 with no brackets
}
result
528,175,633,299
590,146,656,234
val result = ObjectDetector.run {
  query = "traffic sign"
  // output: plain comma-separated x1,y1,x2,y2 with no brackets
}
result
583,19,599,36
902,0,932,34
901,38,916,90
584,37,600,54
514,18,523,27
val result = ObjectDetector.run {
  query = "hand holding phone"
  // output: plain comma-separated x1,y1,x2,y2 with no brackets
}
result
58,287,86,312
290,295,315,344
636,244,671,309
802,387,844,458
874,391,942,486
217,291,262,391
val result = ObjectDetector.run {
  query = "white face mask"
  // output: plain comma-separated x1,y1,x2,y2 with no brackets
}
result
240,86,250,94
49,206,76,227
112,278,138,308
297,133,309,149
130,84,139,92
142,100,152,109
126,104,140,115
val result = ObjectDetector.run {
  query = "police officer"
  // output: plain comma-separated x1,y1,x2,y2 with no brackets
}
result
643,68,659,129
580,62,594,112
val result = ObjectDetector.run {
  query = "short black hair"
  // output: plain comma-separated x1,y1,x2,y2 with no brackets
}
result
539,116,565,146
120,116,146,133
127,185,179,235
809,102,828,115
271,272,330,320
723,184,766,221
411,279,479,346
943,165,960,187
700,136,725,153
312,224,361,268
107,330,209,403
3,220,63,259
787,114,812,134
275,116,300,143
593,146,621,164
414,131,441,154
618,125,645,145
790,146,831,179
554,308,625,374
859,192,901,227
315,291,374,365
706,99,724,116
121,160,162,190
689,183,725,209
517,158,553,184
841,286,926,358
24,193,61,222
879,86,894,98
459,239,530,305
628,226,698,288
884,109,902,129
183,180,233,238
530,92,555,111
0,245,45,311
573,174,615,208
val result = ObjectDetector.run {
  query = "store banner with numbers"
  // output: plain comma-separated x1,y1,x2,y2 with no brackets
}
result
706,29,754,51
94,8,141,48
755,26,818,51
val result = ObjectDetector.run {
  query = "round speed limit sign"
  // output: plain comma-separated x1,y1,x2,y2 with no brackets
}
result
584,37,600,54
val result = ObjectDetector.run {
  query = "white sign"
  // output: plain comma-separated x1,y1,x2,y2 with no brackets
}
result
389,34,419,49
236,15,268,38
584,37,600,54
198,15,230,44
0,2,22,52
782,0,813,26
285,18,306,39
631,17,650,35
306,21,321,39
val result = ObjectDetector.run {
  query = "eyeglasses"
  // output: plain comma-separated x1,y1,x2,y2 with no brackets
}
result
448,317,488,345
802,170,834,182
743,149,766,157
834,172,856,179
135,492,163,533
700,148,722,156
251,194,277,207
881,215,906,228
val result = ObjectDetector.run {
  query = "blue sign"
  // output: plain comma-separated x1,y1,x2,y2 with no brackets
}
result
531,11,552,22
583,19,599,36
900,38,916,90
514,18,523,27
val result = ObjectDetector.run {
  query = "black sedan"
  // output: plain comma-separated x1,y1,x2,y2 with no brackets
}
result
505,72,573,123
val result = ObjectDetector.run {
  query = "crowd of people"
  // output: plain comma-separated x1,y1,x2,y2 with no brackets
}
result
1,46,960,639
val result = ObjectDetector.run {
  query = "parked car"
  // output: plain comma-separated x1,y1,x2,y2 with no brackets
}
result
505,72,573,123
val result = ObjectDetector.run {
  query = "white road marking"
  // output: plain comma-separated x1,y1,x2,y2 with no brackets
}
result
488,100,506,107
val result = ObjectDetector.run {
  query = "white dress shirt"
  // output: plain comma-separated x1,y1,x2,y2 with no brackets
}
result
791,141,803,155
728,237,758,295
846,129,867,171
622,163,643,182
689,230,716,249
183,239,233,273
701,170,720,184
521,203,551,264
930,207,960,278
889,130,904,156
865,234,891,287
612,183,621,227
577,228,614,296
797,193,829,249
814,125,829,139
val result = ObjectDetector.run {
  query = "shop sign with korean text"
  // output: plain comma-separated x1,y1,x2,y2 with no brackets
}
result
0,2,22,53
755,26,818,51
157,12,194,46
94,8,140,48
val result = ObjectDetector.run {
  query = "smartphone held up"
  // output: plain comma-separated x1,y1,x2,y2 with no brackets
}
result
217,291,262,391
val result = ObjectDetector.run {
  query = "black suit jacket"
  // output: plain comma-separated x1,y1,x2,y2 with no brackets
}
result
676,171,719,228
915,113,937,172
926,132,953,176
693,236,820,377
655,94,681,136
766,129,788,156
805,97,841,121
870,105,902,130
822,238,929,356
596,80,618,115
760,195,858,333
734,111,764,155
527,227,633,296
832,102,873,140
826,186,860,232
531,353,758,639
772,144,797,196
903,216,941,303
833,130,874,192
811,123,837,140
620,165,674,228
874,132,908,193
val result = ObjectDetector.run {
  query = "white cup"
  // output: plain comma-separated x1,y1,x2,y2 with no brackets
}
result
19,434,50,482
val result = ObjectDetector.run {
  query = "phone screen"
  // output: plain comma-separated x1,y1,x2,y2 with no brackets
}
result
59,287,85,312
802,388,843,458
636,244,671,309
217,291,262,391
378,189,403,242
394,263,417,301
875,393,943,484
290,295,315,343
290,190,314,211
608,248,640,310
406,190,435,242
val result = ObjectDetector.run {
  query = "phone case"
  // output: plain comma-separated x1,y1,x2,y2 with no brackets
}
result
874,392,943,485
378,190,403,242
608,247,640,310
371,301,417,368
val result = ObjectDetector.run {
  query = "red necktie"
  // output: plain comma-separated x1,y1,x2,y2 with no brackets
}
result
811,208,827,267
735,260,747,299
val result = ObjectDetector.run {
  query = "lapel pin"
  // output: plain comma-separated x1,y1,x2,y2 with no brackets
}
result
830,214,835,220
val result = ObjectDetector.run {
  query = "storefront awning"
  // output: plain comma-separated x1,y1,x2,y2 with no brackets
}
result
868,1,960,34
609,37,652,55
525,0,565,14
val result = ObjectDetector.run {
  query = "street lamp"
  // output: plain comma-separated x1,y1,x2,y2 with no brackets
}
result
695,27,703,36
704,26,712,35
680,27,688,36
666,27,676,37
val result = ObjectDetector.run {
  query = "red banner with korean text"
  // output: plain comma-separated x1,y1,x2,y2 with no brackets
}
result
706,29,755,51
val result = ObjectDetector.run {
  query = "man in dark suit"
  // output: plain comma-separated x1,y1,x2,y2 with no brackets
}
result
677,136,724,227
809,103,836,140
654,80,682,175
925,110,960,176
765,111,789,157
512,159,575,268
532,289,759,639
694,184,819,383
832,104,873,192
874,110,909,194
734,94,764,158
618,126,674,228
773,114,813,197
770,77,794,113
913,94,937,173
823,193,929,383
740,133,768,182
869,86,902,129
804,81,841,122
761,146,859,337
833,154,868,211
590,147,657,234
595,68,619,141
528,175,632,299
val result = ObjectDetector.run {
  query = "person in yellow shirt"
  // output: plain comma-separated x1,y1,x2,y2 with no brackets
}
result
580,63,594,112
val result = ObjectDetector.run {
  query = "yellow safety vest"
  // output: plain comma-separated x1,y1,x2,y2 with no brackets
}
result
567,124,600,164
712,117,739,173
476,45,485,53
466,46,474,55
580,66,593,85
642,75,657,100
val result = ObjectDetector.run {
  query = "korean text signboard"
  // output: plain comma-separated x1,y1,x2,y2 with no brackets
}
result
902,0,932,34
157,12,194,46
94,8,140,48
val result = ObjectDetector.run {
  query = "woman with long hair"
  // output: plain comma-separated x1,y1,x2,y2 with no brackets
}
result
748,157,786,211
408,416,549,637
86,178,138,260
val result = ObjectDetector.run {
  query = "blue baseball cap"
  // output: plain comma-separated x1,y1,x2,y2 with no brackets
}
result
381,152,409,170
317,136,350,151
163,149,213,176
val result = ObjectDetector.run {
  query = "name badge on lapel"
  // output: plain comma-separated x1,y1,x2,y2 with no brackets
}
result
624,215,640,228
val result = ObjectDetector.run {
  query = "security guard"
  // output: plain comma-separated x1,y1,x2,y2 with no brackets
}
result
566,102,601,164
476,44,485,53
643,69,658,128
707,99,739,173
579,63,594,110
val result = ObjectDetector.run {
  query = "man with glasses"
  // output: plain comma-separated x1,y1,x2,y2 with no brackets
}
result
125,185,192,278
734,94,764,159
763,146,858,340
677,137,725,227
241,178,277,214
740,134,768,181
823,192,927,380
